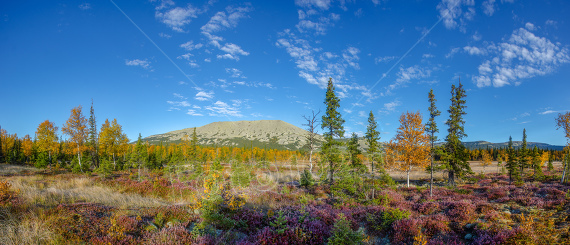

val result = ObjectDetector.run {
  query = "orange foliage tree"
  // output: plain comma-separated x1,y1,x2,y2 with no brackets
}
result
386,111,431,187
62,105,88,169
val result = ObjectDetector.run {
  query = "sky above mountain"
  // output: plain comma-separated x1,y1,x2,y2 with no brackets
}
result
1,0,569,145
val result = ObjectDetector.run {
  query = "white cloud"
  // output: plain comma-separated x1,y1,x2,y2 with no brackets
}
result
195,91,214,101
446,47,461,58
342,46,360,69
343,108,353,114
545,20,557,27
180,41,203,51
482,0,495,16
156,4,198,32
472,31,482,41
125,59,151,69
540,110,560,115
186,109,203,116
384,65,432,95
472,26,570,88
295,0,331,10
178,81,187,85
422,53,435,59
375,56,397,64
524,22,536,31
79,3,91,10
437,0,475,32
173,93,186,99
167,100,191,107
463,46,487,55
383,100,401,112
358,111,367,117
205,101,242,117
200,6,252,34
159,33,172,39
220,43,249,56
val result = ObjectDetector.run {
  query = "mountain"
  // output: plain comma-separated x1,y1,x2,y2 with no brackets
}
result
143,120,323,150
435,141,565,150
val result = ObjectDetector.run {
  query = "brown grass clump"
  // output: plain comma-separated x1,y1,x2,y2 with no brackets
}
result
7,176,168,209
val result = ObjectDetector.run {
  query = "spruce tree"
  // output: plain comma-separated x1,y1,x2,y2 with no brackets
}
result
347,132,362,169
506,136,519,184
321,78,345,185
365,111,381,173
426,89,441,196
88,99,99,168
443,81,471,185
519,128,528,179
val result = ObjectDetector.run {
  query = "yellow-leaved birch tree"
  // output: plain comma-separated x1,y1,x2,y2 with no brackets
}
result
62,106,88,169
386,111,431,187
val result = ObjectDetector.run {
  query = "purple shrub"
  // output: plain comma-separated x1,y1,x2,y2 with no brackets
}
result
391,218,422,245
427,233,464,245
444,200,476,223
421,214,450,237
414,201,440,215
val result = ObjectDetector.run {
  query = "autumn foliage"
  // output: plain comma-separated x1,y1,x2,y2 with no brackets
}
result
386,111,430,187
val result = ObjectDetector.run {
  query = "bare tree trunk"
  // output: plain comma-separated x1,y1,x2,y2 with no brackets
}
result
562,155,568,184
113,153,116,170
309,149,313,172
407,164,411,187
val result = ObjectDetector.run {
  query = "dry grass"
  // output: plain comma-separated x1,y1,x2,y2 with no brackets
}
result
6,175,169,209
0,164,42,176
0,210,54,245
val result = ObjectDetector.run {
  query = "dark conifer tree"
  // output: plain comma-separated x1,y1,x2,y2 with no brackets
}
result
426,89,441,196
88,99,99,168
506,136,519,184
443,81,471,185
519,128,528,178
365,111,380,173
321,78,345,184
347,132,362,168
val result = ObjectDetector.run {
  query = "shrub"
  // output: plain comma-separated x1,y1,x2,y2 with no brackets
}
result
327,213,365,245
380,208,410,232
300,169,314,188
391,218,422,245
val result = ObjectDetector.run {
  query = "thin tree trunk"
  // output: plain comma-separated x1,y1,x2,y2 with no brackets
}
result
407,164,411,187
113,153,116,170
448,170,455,186
562,155,568,184
430,137,434,197
309,149,313,173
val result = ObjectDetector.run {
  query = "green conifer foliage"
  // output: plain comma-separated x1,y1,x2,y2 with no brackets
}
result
321,78,345,184
426,88,441,195
443,82,471,185
365,111,380,173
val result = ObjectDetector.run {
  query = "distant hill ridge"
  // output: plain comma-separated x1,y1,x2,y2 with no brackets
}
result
436,140,565,151
144,120,565,151
143,120,323,150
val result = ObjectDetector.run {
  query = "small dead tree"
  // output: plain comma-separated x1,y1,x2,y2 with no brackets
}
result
303,109,320,173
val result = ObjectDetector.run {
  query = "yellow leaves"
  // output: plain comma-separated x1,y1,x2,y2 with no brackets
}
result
62,105,88,153
481,151,492,168
556,112,570,145
386,111,431,172
99,118,129,157
36,120,59,154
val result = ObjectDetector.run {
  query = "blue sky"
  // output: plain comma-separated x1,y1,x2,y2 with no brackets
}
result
1,0,569,145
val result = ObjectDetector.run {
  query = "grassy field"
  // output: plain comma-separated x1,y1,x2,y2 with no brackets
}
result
1,162,569,244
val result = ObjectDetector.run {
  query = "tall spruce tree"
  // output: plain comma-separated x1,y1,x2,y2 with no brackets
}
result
365,111,381,173
443,81,471,185
321,78,345,185
88,99,99,168
426,89,441,196
347,132,363,169
506,136,519,184
519,128,528,179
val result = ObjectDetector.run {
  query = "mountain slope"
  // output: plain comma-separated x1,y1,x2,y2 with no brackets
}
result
143,120,323,150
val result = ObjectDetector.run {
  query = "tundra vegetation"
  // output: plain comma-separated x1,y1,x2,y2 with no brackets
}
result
1,83,570,244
